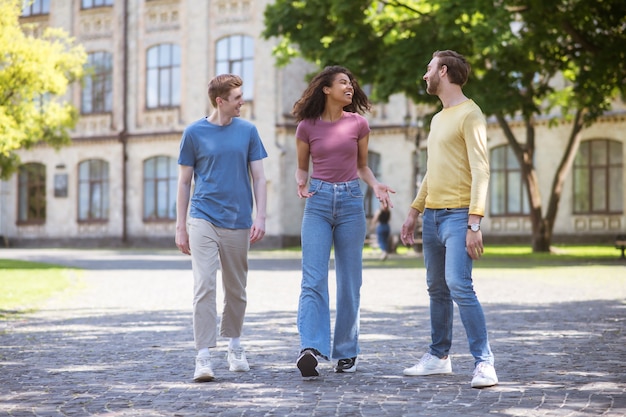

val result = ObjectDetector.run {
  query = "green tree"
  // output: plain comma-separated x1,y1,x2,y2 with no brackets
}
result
0,0,86,180
263,0,626,252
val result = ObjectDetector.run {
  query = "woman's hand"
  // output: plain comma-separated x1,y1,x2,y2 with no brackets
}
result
374,183,395,209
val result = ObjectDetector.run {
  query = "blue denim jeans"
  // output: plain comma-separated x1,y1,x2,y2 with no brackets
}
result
298,178,366,360
422,208,494,366
376,223,391,252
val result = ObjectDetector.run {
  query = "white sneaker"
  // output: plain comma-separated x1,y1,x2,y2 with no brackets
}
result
227,347,250,372
403,352,452,376
193,353,215,382
471,362,498,388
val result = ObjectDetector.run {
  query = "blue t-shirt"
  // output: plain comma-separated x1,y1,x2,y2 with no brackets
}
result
178,117,268,229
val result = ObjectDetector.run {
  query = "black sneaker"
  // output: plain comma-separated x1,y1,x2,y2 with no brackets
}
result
296,349,319,377
334,357,358,373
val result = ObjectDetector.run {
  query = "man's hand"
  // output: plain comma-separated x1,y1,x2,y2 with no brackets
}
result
401,208,420,246
250,218,266,244
175,228,191,255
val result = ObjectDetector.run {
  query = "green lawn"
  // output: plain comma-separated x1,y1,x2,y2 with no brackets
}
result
361,243,626,269
0,259,80,318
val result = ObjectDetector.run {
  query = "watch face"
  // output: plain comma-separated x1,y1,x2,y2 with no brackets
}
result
471,223,480,232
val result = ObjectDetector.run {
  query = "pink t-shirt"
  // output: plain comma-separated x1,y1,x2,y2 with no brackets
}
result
296,112,371,183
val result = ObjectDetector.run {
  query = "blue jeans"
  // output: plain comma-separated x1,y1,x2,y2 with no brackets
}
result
376,223,390,252
422,208,494,366
298,178,366,360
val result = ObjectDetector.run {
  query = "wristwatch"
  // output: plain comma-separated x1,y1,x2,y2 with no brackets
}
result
468,223,481,232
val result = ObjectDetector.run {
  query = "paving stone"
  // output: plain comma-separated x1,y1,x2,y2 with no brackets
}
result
0,249,625,416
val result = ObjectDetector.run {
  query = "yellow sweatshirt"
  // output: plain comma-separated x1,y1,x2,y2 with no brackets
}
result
411,99,490,216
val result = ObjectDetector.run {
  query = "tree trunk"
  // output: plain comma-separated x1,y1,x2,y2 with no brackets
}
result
542,109,586,248
496,114,550,252
496,110,585,253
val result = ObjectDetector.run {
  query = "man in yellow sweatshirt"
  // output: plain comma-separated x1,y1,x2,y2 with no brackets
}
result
400,50,498,388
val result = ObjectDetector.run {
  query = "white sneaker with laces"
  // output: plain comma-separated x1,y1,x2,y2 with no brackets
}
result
193,353,215,382
403,352,452,376
471,362,498,388
227,347,250,372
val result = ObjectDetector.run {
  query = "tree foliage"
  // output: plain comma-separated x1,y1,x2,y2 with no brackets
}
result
263,0,626,251
0,0,86,179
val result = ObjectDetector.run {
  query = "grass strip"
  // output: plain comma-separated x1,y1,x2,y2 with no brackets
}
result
0,259,78,319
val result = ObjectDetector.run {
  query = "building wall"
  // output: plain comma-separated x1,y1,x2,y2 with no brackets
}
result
484,112,626,241
1,0,624,247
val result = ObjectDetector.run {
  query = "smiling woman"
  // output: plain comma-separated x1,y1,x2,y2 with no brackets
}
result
0,260,77,316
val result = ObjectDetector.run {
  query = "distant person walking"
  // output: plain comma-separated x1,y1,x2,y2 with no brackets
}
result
372,206,391,260
176,74,268,382
293,65,394,377
400,50,497,388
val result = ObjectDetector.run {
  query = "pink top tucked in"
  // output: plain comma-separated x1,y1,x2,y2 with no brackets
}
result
296,112,370,183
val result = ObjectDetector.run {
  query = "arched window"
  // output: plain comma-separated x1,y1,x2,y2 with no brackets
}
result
143,156,177,221
78,159,109,221
146,44,181,109
573,139,623,214
82,51,113,114
490,145,529,216
216,35,254,101
17,163,46,224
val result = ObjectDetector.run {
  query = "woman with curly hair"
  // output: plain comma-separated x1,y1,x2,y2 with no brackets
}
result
293,66,394,376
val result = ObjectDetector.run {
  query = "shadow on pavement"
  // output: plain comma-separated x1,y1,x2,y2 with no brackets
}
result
1,299,624,416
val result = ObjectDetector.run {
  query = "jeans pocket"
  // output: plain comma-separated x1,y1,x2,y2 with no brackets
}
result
308,179,323,195
347,182,364,198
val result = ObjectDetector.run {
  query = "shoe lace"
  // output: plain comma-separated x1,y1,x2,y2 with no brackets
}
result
197,355,211,367
419,353,435,365
230,347,245,361
473,362,490,377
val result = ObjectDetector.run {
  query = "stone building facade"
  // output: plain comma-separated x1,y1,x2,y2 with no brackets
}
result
0,0,624,248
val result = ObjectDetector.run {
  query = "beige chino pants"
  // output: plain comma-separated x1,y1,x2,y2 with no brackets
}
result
188,217,250,350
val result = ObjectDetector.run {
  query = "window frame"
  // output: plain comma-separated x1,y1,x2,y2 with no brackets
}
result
489,144,530,217
77,159,110,222
81,0,114,9
82,51,113,115
143,155,177,222
146,43,181,109
21,0,50,16
215,35,254,101
17,162,47,225
573,139,623,215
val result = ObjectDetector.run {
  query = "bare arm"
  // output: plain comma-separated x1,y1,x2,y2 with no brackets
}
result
249,159,267,244
295,138,312,198
175,165,194,255
356,134,395,208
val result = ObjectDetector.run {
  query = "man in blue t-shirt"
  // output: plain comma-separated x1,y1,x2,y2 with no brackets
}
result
176,74,267,382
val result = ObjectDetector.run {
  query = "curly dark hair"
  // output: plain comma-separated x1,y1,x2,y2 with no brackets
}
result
292,66,371,122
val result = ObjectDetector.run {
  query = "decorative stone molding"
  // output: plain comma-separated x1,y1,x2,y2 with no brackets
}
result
78,222,110,236
140,108,181,130
16,224,46,238
574,216,621,232
74,114,114,136
490,217,533,233
213,0,252,24
19,18,49,38
145,1,180,33
78,10,114,40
